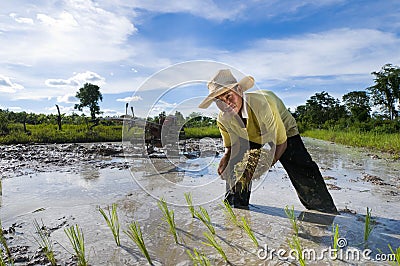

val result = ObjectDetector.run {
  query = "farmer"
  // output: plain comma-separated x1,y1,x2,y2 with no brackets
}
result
198,69,338,214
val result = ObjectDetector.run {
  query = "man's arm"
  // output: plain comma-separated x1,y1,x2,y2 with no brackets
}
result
272,140,287,166
218,146,231,178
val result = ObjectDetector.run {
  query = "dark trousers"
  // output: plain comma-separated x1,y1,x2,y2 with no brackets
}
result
225,135,338,214
279,135,338,214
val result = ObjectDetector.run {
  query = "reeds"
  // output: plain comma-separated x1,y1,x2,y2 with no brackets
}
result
184,193,195,218
33,219,56,265
202,232,228,263
364,207,374,242
99,203,121,246
157,198,179,244
240,217,259,248
221,200,239,227
186,248,211,266
195,207,215,234
288,235,306,266
64,224,87,266
284,205,299,235
124,221,153,265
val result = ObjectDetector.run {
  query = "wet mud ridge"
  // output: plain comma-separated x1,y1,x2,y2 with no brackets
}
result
0,143,129,178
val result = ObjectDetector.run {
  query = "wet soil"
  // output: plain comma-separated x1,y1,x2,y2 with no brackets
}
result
1,138,399,265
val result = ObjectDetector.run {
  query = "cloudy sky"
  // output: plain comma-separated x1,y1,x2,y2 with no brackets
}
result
1,0,399,118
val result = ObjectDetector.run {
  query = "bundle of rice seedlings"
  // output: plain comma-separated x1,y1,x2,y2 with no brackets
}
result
99,203,121,246
234,148,273,190
33,219,57,265
186,248,211,266
64,224,87,266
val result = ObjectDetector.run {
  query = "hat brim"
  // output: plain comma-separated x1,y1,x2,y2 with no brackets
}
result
198,76,254,109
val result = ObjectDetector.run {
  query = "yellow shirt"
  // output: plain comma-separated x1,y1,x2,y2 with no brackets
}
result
217,90,299,147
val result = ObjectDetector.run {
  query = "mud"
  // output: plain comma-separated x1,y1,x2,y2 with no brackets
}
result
1,138,399,265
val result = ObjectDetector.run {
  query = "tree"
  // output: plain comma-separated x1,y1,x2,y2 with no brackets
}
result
74,83,103,120
342,91,371,122
367,64,400,120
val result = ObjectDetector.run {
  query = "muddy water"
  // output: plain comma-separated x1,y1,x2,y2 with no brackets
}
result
1,138,399,265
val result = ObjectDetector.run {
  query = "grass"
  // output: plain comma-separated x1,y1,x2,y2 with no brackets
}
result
202,232,228,263
33,219,56,265
186,248,211,266
183,126,221,139
157,198,179,244
221,200,240,227
364,207,374,243
388,244,400,266
288,235,306,266
99,203,121,246
284,205,299,235
184,193,195,218
240,217,259,248
124,221,153,265
195,207,216,235
64,224,87,266
302,129,400,154
0,220,12,265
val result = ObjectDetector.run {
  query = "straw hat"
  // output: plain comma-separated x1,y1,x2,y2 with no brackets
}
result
198,69,254,109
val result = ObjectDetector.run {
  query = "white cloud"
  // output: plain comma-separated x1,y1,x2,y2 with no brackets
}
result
57,94,78,103
0,75,24,93
116,96,143,102
9,13,34,25
8,106,22,111
46,71,105,87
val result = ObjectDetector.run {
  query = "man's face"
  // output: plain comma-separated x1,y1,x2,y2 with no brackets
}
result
215,86,243,114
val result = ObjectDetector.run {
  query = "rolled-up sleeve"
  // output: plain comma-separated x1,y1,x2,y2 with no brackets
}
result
260,102,287,145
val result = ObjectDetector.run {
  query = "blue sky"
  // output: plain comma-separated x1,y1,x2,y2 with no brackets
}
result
0,0,399,118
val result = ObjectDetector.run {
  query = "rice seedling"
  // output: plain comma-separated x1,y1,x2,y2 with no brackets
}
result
195,207,215,234
99,203,121,246
157,198,179,244
284,205,299,235
221,200,240,227
124,221,153,265
33,219,56,265
364,207,374,242
0,221,12,265
288,235,306,266
388,244,400,266
240,216,259,248
184,192,195,218
332,223,340,257
64,224,87,266
186,248,211,266
202,232,228,263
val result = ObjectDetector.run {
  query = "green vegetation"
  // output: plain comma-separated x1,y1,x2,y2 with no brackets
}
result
302,129,400,154
221,200,240,227
288,235,306,266
0,220,12,265
186,248,211,266
240,217,259,248
332,223,340,257
195,207,216,235
99,204,121,246
364,207,374,243
388,244,400,266
184,193,196,218
33,219,56,265
124,221,153,265
184,126,220,138
202,232,228,263
157,198,179,244
64,225,87,266
284,205,299,236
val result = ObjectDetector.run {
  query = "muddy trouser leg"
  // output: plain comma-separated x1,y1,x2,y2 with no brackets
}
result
279,135,338,214
224,139,262,207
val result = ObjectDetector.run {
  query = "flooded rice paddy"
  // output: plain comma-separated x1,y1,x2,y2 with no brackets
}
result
0,138,399,265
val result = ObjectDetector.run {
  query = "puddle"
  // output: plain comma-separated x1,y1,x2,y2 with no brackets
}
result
0,138,399,265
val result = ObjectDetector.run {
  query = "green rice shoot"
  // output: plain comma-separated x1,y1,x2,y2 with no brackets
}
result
184,192,196,218
332,223,340,257
157,198,179,244
33,219,56,265
240,217,259,248
195,207,215,234
99,203,121,246
202,232,228,262
288,235,306,266
221,200,240,227
124,221,153,265
64,224,87,266
387,244,400,266
0,220,12,265
186,248,211,266
364,207,374,242
284,205,299,235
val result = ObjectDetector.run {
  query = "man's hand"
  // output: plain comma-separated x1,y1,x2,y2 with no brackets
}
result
218,147,231,179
